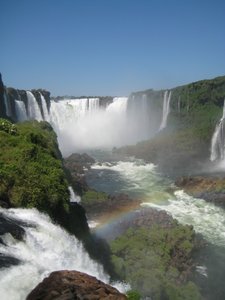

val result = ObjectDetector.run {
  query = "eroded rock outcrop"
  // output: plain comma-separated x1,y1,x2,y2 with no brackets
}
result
176,175,225,208
26,270,127,300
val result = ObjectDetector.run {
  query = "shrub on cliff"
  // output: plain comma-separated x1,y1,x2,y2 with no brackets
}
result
0,118,17,135
0,119,70,219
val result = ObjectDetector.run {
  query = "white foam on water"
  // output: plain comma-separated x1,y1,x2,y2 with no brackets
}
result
143,190,225,247
0,208,128,300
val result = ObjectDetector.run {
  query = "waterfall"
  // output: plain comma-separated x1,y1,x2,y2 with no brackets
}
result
40,93,50,122
69,186,81,203
210,100,225,161
3,92,11,117
49,97,131,155
159,90,172,131
106,97,128,114
88,98,99,111
3,92,164,155
0,207,111,300
15,100,27,121
49,98,94,133
26,91,43,121
126,93,154,143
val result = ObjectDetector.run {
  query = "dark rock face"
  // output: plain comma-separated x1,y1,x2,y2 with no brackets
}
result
0,73,7,118
0,254,20,268
26,270,127,300
0,213,25,241
98,96,113,108
0,212,29,269
65,153,95,170
0,77,51,121
64,153,95,195
31,89,51,116
56,202,90,241
6,88,20,120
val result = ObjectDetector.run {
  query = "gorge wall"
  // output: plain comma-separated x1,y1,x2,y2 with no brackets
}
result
1,73,225,163
117,76,225,175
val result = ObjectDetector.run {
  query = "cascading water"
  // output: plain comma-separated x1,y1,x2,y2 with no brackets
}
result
3,91,11,117
210,100,225,162
12,91,168,155
49,97,130,155
159,90,172,131
126,93,153,142
15,100,27,122
40,93,50,122
88,97,99,111
69,186,81,203
26,91,43,121
0,208,127,300
106,97,128,114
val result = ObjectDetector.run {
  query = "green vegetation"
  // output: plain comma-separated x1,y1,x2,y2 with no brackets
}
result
0,118,17,135
116,76,225,175
171,76,225,113
0,119,70,219
166,77,225,145
81,189,108,207
126,290,141,300
110,223,201,300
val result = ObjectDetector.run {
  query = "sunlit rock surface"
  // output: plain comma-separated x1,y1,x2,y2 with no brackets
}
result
26,270,127,300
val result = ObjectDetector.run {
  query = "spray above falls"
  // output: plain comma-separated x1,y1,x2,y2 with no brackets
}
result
2,89,171,155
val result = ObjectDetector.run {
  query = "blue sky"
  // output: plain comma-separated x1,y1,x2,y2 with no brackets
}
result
0,0,225,96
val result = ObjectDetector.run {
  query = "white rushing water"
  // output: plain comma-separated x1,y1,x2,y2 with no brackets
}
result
49,97,130,155
159,90,172,131
69,186,81,203
15,100,27,122
40,93,50,122
90,160,163,198
0,208,128,300
26,91,43,121
14,92,169,155
210,99,225,161
89,159,225,247
144,190,225,247
126,93,156,143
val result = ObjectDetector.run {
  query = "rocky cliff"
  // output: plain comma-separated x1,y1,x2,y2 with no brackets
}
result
0,74,51,122
116,76,225,176
0,73,7,118
0,118,89,239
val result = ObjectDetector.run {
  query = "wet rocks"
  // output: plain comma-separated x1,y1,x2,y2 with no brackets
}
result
64,153,95,195
175,175,225,209
65,153,95,171
0,213,25,241
0,212,27,268
85,193,141,220
0,255,20,268
26,270,127,300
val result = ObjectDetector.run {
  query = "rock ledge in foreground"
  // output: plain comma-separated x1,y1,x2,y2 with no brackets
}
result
26,270,127,300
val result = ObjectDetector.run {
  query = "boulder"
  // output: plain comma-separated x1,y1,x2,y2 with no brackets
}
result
26,270,127,300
